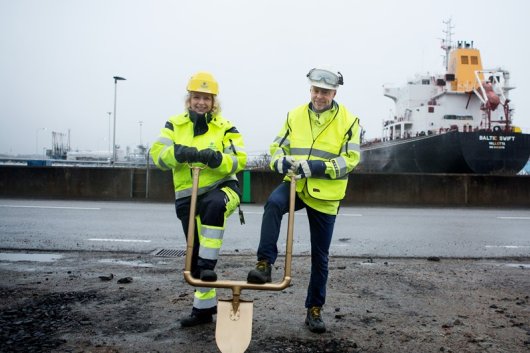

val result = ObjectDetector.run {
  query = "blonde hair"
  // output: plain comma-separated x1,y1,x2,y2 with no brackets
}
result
185,93,221,114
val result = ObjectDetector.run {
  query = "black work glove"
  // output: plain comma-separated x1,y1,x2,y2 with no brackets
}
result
174,144,199,163
293,160,327,179
272,156,296,174
197,149,223,168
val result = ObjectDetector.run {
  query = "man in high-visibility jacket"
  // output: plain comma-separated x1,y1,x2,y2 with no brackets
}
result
247,67,360,333
151,72,247,327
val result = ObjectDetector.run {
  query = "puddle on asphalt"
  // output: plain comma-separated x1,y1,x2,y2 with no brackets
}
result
98,259,154,268
504,263,530,269
0,252,63,262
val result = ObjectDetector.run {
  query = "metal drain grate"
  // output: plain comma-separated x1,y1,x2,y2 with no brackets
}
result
153,249,186,257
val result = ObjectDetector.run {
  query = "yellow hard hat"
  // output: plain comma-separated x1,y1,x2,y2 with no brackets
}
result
186,71,219,95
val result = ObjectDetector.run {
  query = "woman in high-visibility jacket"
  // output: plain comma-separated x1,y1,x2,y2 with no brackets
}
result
247,67,360,334
150,72,247,327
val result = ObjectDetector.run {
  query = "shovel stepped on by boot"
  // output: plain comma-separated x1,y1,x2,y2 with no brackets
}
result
183,166,296,353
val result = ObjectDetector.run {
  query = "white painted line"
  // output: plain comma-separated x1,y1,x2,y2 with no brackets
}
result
505,263,530,269
485,245,530,249
98,259,154,267
0,253,63,262
88,238,151,243
243,211,304,214
243,211,362,217
0,205,100,210
497,216,530,220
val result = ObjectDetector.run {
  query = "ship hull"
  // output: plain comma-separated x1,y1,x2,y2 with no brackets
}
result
360,131,530,174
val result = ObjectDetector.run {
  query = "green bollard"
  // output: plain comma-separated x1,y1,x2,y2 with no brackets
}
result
242,170,251,203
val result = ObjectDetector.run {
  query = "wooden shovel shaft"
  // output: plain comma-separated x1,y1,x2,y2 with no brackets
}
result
183,168,296,292
184,167,200,275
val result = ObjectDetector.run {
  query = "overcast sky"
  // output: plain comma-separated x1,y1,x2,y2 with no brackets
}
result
1,0,529,157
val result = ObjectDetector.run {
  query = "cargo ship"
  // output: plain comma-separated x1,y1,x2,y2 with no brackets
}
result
359,20,530,174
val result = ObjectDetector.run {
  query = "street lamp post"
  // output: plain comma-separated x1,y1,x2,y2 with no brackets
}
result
112,76,126,164
138,120,144,146
35,127,47,155
107,112,112,155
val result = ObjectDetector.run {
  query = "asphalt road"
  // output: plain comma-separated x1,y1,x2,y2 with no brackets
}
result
1,198,529,258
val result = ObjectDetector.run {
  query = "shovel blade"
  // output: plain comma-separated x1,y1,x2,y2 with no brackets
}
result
215,299,253,353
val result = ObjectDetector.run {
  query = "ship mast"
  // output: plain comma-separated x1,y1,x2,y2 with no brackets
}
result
441,19,454,70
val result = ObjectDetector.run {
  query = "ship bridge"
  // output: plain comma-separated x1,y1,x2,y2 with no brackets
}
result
447,41,484,92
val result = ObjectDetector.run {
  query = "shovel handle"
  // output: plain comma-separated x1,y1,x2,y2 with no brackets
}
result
282,175,296,280
184,173,296,292
184,166,201,275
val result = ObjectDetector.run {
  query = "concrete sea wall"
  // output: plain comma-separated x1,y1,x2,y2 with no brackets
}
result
0,166,528,207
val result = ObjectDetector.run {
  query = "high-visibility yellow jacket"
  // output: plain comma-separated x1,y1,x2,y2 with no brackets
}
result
270,102,360,214
150,111,247,200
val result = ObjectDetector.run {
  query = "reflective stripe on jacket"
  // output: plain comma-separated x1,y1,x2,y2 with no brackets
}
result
150,111,247,200
270,102,360,202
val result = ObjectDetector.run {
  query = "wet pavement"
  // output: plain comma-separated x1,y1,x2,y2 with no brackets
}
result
1,199,530,258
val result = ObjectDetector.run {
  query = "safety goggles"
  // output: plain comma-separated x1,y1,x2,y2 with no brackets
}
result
306,68,344,86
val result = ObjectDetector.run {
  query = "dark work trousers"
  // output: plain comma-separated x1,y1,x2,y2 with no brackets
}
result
257,181,336,308
175,186,229,279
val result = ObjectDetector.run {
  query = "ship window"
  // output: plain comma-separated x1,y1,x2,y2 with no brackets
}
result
461,56,469,64
428,107,434,113
443,114,473,120
422,79,430,85
470,56,478,65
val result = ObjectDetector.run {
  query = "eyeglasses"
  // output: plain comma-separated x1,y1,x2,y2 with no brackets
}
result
306,69,344,86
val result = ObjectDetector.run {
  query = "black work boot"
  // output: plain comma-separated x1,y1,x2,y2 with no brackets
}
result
200,269,217,282
305,306,326,333
247,260,272,284
180,313,213,327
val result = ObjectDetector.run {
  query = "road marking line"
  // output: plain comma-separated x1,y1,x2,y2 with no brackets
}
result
485,245,530,249
88,238,151,243
243,211,362,217
497,216,530,220
505,263,530,269
0,205,100,210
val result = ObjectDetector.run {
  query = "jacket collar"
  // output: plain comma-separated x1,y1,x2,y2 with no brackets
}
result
173,111,223,127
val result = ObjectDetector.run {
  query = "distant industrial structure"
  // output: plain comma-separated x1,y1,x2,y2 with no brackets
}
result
48,130,70,159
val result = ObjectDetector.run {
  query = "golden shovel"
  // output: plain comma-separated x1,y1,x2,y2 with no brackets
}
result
183,167,296,353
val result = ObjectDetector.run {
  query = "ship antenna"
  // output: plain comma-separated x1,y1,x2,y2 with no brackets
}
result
441,18,454,70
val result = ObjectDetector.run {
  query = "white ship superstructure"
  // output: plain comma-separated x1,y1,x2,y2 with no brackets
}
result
380,38,516,142
360,20,530,174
